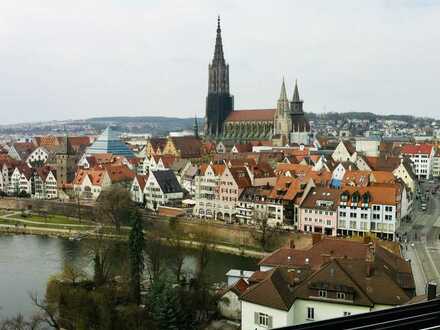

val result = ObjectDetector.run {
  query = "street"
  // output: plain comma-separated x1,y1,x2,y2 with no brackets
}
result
399,181,440,295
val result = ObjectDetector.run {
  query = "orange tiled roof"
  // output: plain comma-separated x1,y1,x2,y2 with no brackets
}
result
269,176,304,201
275,163,313,176
370,171,396,184
342,170,370,187
105,164,135,183
341,185,400,206
73,168,107,186
34,135,61,148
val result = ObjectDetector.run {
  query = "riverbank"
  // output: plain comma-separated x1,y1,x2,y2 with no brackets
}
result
0,212,267,258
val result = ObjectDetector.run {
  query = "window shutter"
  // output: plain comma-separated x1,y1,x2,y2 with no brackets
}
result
254,312,259,324
268,315,273,328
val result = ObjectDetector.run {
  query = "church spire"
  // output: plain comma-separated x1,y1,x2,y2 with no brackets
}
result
213,16,225,65
292,79,300,102
279,77,288,101
290,79,304,114
193,115,199,139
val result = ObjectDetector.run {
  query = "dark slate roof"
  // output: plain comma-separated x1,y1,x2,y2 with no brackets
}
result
152,170,183,194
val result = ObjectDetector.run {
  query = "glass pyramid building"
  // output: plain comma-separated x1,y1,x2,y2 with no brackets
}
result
86,126,134,158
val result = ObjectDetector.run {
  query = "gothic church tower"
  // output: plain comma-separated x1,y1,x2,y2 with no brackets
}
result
289,80,311,145
204,17,234,138
273,79,291,144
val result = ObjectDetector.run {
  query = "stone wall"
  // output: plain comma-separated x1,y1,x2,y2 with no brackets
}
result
0,198,312,254
0,198,96,220
150,218,311,253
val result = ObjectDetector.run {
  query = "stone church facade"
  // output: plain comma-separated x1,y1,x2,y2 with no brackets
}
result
204,18,311,146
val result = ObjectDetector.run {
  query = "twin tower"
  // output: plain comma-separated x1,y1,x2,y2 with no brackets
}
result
204,17,310,146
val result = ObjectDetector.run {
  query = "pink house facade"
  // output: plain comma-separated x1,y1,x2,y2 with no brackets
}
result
298,187,340,236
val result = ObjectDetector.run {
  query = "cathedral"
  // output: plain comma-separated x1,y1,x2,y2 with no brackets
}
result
204,17,311,147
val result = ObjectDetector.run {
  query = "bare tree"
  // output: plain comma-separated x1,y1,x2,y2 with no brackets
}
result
194,230,215,280
95,186,134,231
250,209,276,252
145,236,164,285
29,293,61,330
58,264,87,287
166,222,186,283
0,313,42,330
88,232,114,286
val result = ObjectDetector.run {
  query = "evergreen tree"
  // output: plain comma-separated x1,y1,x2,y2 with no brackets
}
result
128,210,145,305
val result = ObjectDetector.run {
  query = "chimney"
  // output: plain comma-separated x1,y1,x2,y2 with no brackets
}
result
321,254,331,265
312,234,322,245
289,239,296,249
366,260,374,277
427,281,437,300
366,247,375,277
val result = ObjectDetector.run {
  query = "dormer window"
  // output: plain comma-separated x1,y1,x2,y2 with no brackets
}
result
336,292,346,300
352,191,360,203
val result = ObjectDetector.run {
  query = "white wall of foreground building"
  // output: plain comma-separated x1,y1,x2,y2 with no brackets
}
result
241,299,396,328
293,299,369,324
241,301,294,330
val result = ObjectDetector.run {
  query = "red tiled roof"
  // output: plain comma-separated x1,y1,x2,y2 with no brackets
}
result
342,170,370,187
233,143,253,153
135,175,147,191
73,169,107,186
259,238,370,270
401,144,433,155
370,171,396,184
225,109,276,122
229,166,252,189
105,164,135,183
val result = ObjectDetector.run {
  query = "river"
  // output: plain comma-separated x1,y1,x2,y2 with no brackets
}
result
0,235,257,318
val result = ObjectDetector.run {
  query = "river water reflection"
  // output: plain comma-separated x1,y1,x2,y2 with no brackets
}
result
0,235,257,318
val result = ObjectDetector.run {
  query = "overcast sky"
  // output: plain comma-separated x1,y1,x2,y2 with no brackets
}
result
1,0,440,124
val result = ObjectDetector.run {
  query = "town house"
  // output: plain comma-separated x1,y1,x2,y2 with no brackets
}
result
143,170,183,211
299,187,340,236
193,163,226,220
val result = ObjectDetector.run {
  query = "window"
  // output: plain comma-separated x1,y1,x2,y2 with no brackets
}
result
339,211,346,217
344,311,351,317
385,206,393,212
337,292,346,300
385,215,392,220
307,307,315,320
255,312,271,327
373,205,380,211
373,214,380,220
319,290,327,297
361,213,368,219
350,212,357,218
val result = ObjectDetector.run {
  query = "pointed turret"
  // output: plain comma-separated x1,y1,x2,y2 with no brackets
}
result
292,79,300,102
193,115,199,139
212,16,225,65
278,78,288,101
290,79,303,113
277,77,290,117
